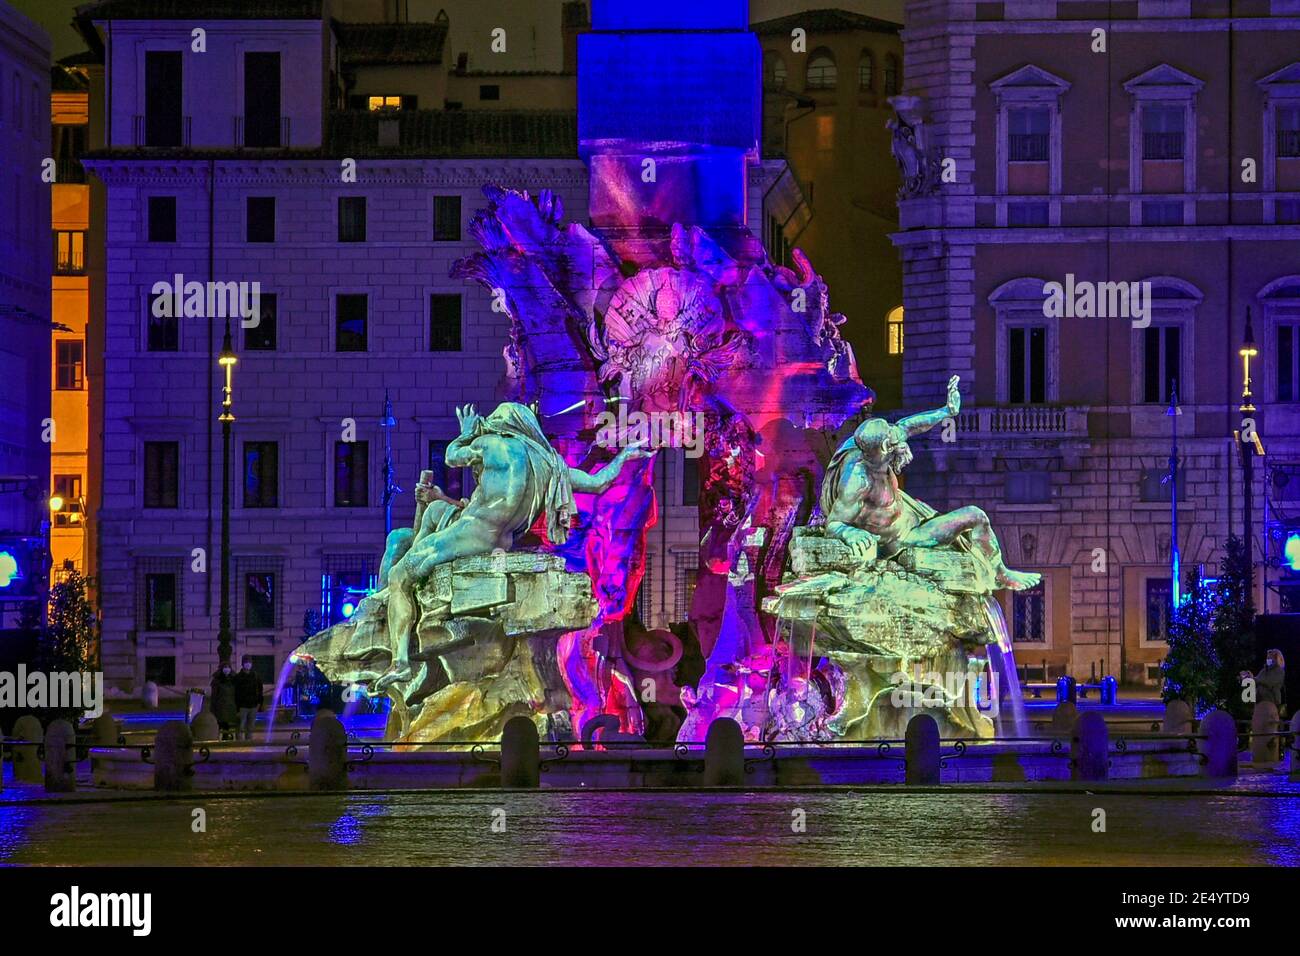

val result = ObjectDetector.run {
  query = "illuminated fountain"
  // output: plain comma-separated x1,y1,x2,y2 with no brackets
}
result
293,0,1033,745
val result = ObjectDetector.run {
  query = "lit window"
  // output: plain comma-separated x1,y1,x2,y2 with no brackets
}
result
367,95,402,111
887,306,904,355
816,114,834,151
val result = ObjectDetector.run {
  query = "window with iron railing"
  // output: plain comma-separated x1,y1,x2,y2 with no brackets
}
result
54,230,85,274
1278,105,1300,157
1008,107,1050,162
1142,105,1185,160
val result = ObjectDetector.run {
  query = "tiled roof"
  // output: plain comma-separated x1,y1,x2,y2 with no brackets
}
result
751,8,900,35
334,21,448,67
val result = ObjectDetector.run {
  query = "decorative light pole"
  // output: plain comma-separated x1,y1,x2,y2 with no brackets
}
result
1165,381,1182,605
217,320,238,666
380,390,400,539
1237,310,1265,603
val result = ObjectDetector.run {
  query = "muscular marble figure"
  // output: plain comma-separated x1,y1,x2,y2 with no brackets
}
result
821,375,1040,591
375,401,653,690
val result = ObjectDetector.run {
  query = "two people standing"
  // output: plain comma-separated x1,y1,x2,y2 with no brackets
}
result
209,657,265,741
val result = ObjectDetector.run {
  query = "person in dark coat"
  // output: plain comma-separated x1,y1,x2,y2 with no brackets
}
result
1241,649,1287,715
233,656,265,741
210,663,239,736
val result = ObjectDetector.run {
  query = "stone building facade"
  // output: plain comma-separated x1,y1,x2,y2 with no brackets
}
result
892,0,1300,683
0,0,51,624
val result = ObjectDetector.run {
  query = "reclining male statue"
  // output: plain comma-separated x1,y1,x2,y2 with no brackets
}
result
373,401,653,691
821,375,1040,591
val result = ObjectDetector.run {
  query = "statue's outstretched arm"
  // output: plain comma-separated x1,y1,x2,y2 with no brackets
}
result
569,443,655,494
897,374,960,438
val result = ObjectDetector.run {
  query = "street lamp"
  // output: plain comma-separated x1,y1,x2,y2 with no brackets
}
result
1237,309,1264,583
217,320,237,667
380,390,400,539
1165,382,1182,606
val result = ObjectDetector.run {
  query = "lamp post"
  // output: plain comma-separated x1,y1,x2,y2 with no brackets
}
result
217,320,238,667
380,390,400,539
1165,382,1182,605
1238,310,1262,579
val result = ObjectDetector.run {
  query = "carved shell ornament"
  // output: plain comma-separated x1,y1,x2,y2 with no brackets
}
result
597,267,746,411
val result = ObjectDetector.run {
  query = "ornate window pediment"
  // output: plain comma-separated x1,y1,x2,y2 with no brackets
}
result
990,64,1071,97
1123,63,1205,97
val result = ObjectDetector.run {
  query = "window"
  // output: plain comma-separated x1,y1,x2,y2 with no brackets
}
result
1139,466,1185,503
1141,200,1184,226
1142,326,1181,404
430,294,462,351
816,114,834,151
243,441,279,508
883,54,900,96
1145,577,1172,642
433,195,461,240
681,453,700,507
144,51,183,147
55,340,85,390
1278,104,1300,158
55,230,85,273
674,553,699,624
338,196,366,242
1142,104,1184,160
1012,583,1046,643
367,95,402,111
143,441,179,508
144,655,177,685
1008,108,1050,162
887,306,904,355
1007,325,1047,404
479,84,500,101
243,51,281,147
771,56,787,90
321,554,377,625
147,291,179,351
148,196,177,242
335,294,368,351
246,197,275,242
52,475,83,527
1005,472,1051,504
428,440,466,499
635,553,653,627
334,441,369,507
806,51,837,91
243,571,277,630
1279,321,1300,401
1007,203,1049,226
144,573,178,631
858,52,874,92
244,292,277,351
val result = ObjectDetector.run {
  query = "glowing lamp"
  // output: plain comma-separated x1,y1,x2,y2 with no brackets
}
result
0,550,18,588
341,601,356,618
49,495,64,513
1285,533,1300,573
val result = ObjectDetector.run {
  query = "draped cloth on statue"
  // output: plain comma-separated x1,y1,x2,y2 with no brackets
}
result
480,403,578,545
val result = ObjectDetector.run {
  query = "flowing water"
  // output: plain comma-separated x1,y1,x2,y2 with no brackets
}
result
264,658,296,744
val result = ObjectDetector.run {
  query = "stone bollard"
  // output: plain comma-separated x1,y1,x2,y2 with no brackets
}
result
308,712,348,791
141,680,159,710
43,720,77,793
1200,709,1238,779
1050,700,1078,736
500,715,541,788
1071,711,1109,782
1250,702,1281,765
91,713,120,747
904,713,941,785
1290,712,1300,779
153,721,193,792
11,715,44,783
703,717,745,786
1161,699,1193,735
190,709,220,743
